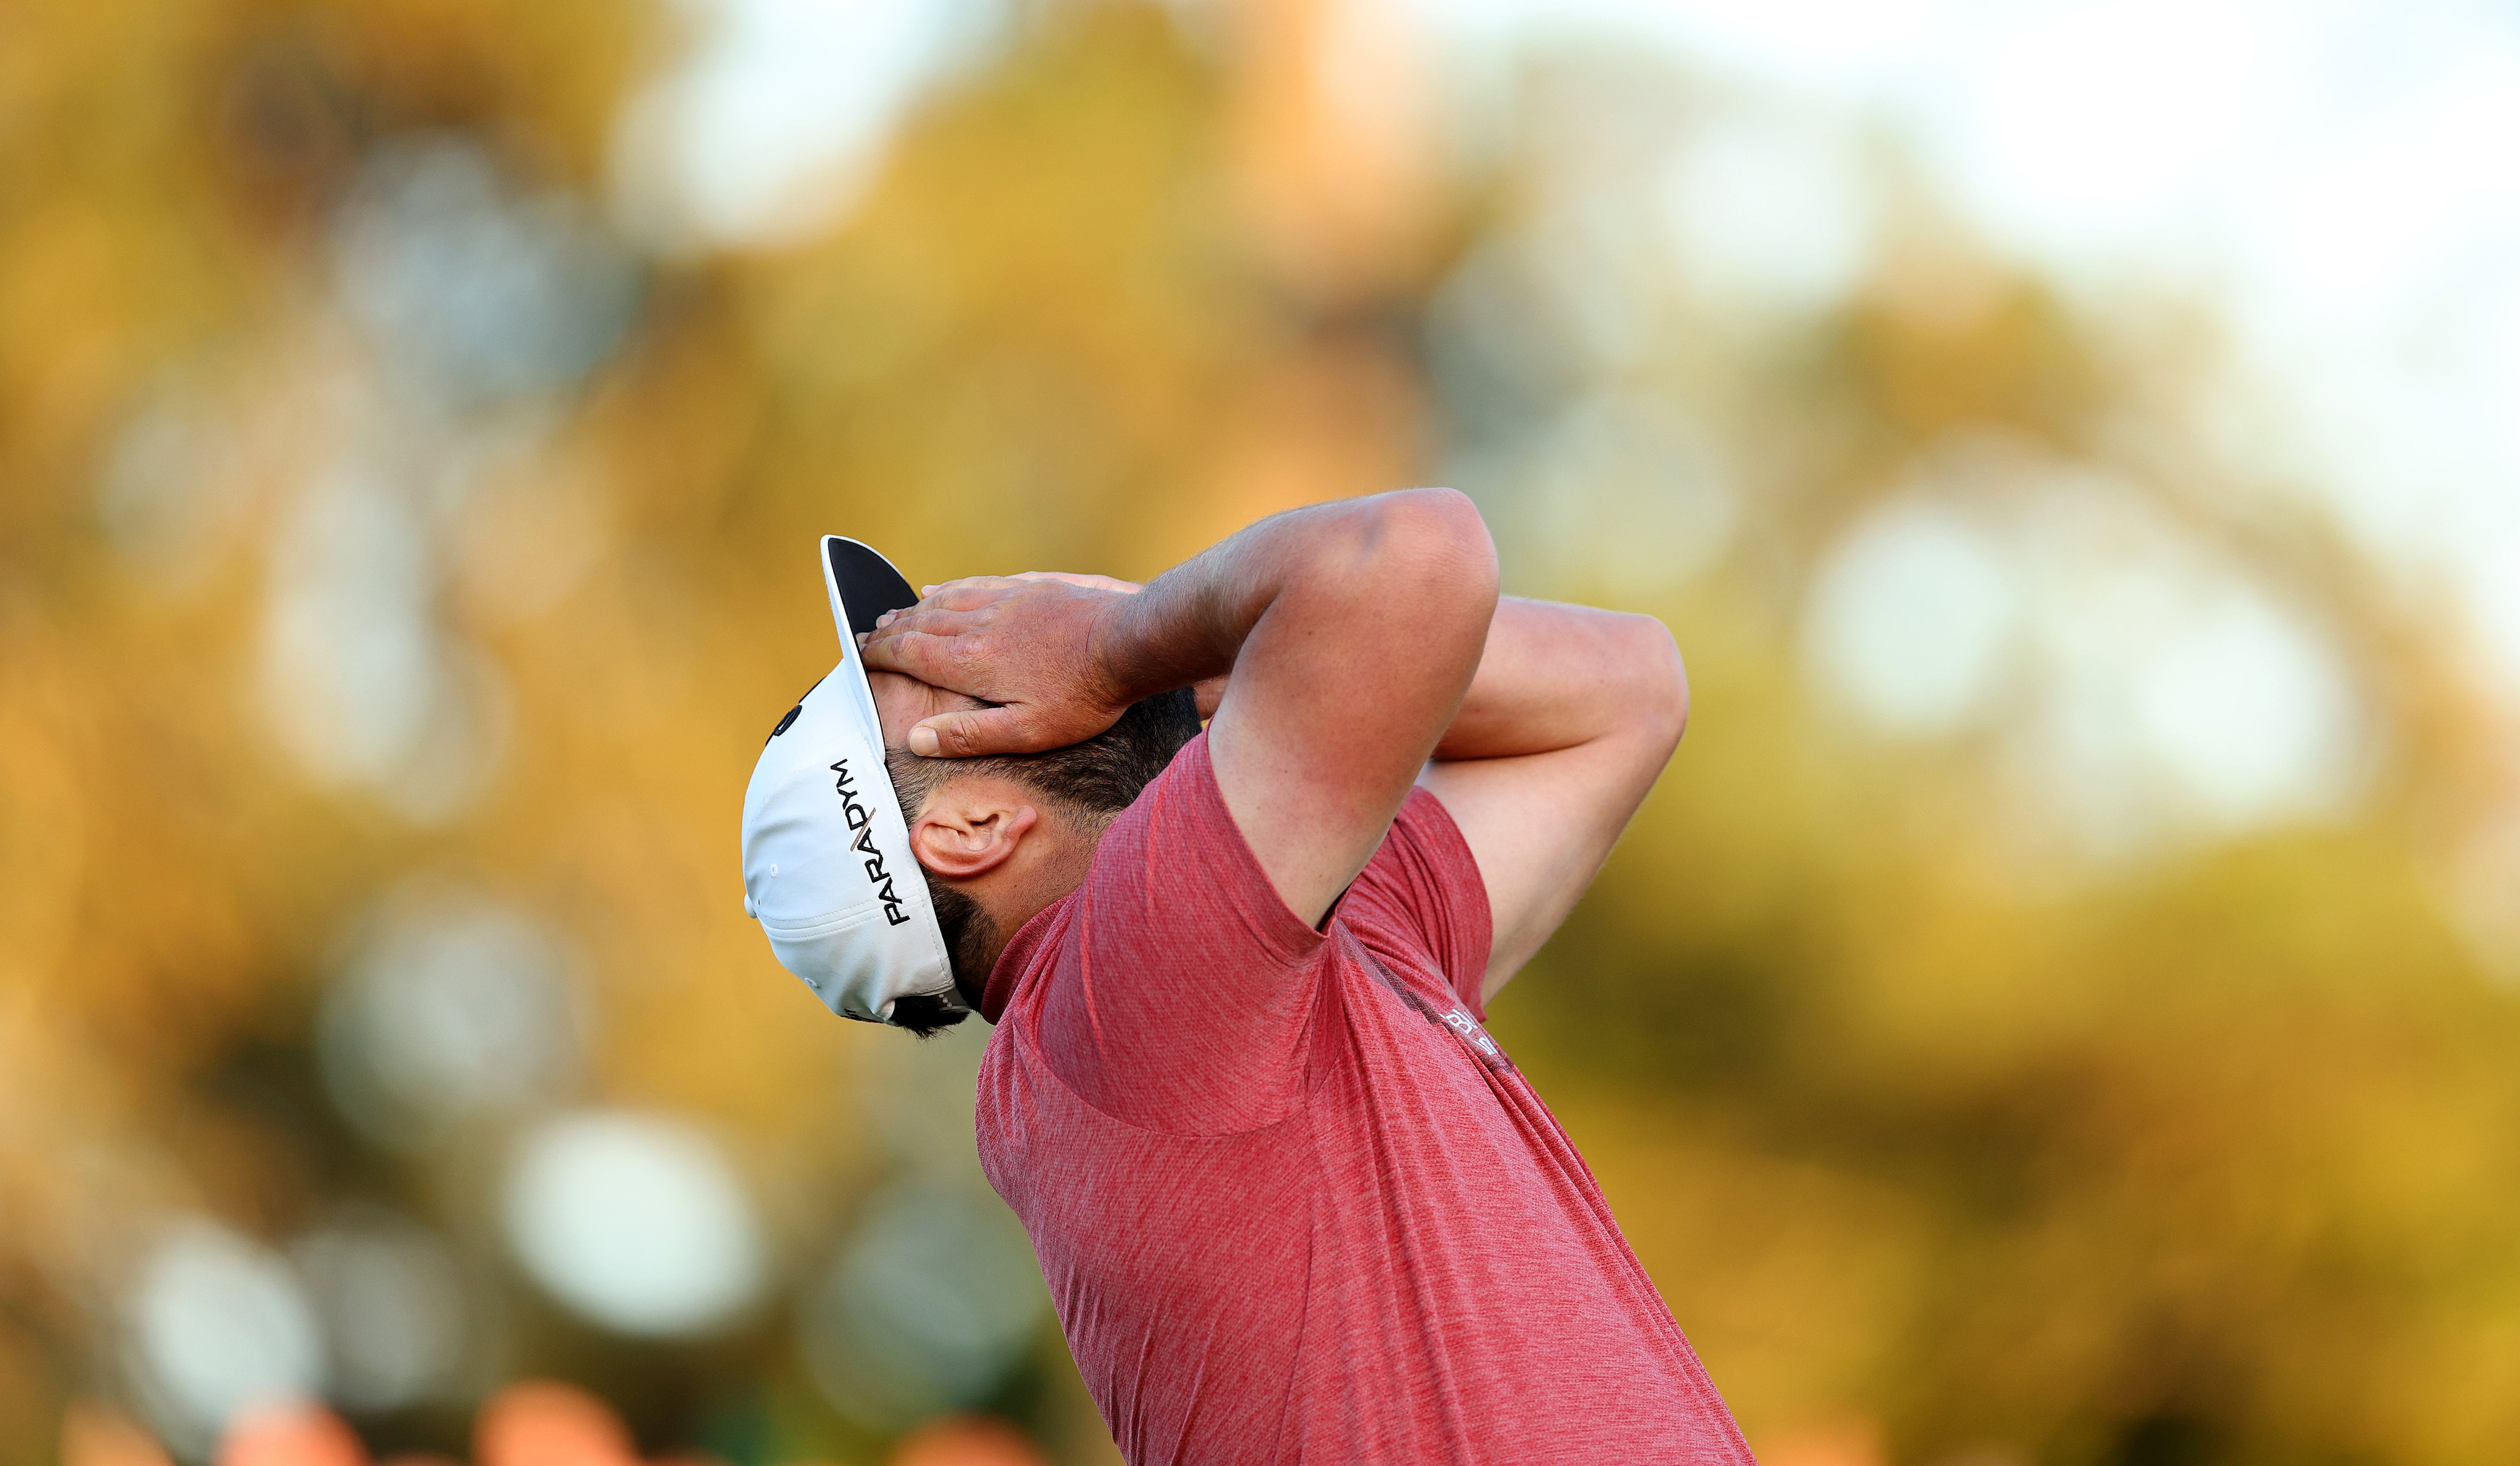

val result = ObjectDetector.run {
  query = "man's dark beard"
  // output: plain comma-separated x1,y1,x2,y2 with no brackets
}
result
930,881,997,1010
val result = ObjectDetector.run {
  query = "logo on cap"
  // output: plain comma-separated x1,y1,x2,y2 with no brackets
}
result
831,758,911,927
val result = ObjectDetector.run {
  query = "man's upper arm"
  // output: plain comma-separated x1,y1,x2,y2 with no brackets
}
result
1205,490,1499,928
1417,613,1686,1002
1035,735,1332,1132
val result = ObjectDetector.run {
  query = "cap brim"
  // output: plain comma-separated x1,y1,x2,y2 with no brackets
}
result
823,536,920,644
801,535,969,1024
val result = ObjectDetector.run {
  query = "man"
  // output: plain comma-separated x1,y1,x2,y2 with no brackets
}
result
744,490,1752,1461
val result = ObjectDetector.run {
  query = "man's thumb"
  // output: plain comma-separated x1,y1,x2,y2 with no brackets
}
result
908,709,1027,758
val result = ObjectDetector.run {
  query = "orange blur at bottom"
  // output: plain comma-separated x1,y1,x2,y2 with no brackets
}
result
61,1390,1046,1466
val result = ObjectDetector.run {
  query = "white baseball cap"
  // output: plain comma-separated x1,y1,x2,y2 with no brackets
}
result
739,536,963,1025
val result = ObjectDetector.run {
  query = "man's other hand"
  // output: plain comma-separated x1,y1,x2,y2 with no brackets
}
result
861,575,1134,758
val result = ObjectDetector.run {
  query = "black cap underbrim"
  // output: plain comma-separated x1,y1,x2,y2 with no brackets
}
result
823,536,921,641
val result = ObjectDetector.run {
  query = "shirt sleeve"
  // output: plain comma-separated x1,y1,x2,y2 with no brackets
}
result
1030,733,1330,1134
1336,785,1496,1018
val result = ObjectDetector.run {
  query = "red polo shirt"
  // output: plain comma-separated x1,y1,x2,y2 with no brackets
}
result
976,733,1753,1463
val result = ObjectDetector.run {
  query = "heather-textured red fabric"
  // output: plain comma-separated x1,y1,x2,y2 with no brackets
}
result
975,734,1755,1464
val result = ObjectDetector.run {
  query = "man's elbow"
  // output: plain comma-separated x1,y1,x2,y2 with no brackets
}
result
1618,614,1689,751
1350,487,1500,628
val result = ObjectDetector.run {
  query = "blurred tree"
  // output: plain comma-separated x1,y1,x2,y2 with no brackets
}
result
5,3,2518,1464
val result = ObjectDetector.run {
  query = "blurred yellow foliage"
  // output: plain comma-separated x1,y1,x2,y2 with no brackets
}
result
6,2,2519,1464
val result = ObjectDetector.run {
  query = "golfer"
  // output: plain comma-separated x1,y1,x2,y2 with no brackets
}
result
742,489,1752,1461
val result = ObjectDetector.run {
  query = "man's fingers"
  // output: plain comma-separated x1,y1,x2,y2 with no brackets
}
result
881,580,1011,630
864,611,1024,704
1014,571,1143,594
859,627,970,686
918,576,1025,610
878,601,975,631
907,707,1040,759
869,604,982,642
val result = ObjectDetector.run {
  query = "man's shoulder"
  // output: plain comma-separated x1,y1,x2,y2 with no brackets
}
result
1072,734,1483,974
1081,729,1232,879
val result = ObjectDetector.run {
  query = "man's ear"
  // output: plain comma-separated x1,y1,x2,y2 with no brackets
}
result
909,790,1041,880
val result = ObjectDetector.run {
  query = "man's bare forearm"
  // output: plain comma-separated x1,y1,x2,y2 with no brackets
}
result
1182,596,1686,759
1434,598,1687,762
1091,490,1490,708
1415,600,1686,996
862,490,1491,767
1105,488,1495,922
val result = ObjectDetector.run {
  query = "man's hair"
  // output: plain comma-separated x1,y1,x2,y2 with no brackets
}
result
885,689,1202,824
887,991,967,1039
883,689,1202,1036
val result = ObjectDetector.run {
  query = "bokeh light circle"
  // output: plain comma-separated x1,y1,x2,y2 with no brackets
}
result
124,1219,324,1455
502,1110,766,1337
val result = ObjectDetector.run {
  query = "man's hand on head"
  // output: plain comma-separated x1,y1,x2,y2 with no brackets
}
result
982,571,1145,596
861,574,1137,758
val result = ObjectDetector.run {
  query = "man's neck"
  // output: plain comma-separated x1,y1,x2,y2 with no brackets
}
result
965,807,1111,978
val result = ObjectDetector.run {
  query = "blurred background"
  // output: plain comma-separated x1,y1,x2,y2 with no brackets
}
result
7,0,2520,1461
